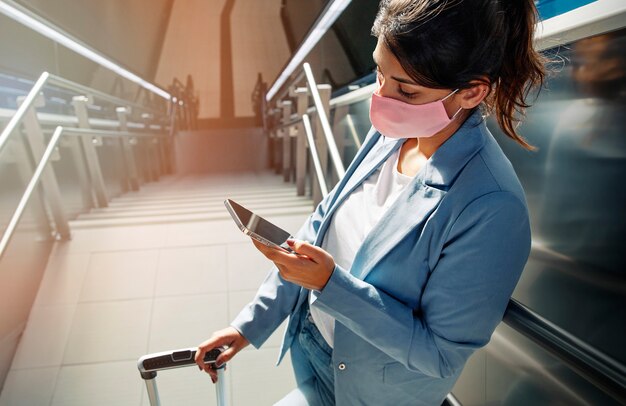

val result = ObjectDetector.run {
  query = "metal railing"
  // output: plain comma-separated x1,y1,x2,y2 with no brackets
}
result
0,122,169,254
264,62,350,205
0,71,174,261
0,71,167,156
302,63,345,179
301,114,329,197
504,300,626,404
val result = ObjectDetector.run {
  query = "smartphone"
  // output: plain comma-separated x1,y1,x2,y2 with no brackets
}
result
224,199,294,251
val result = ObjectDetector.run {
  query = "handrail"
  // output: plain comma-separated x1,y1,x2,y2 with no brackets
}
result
0,72,50,157
0,107,166,131
0,71,167,158
48,74,162,116
303,63,345,179
0,126,64,260
302,114,329,197
276,116,302,132
329,82,375,109
345,114,362,149
503,299,626,403
60,127,168,139
445,393,462,406
269,70,305,107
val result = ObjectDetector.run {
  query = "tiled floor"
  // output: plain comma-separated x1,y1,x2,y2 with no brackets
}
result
0,173,311,406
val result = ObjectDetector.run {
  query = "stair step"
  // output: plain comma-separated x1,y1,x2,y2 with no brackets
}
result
110,188,299,205
70,204,312,229
93,194,309,213
80,198,312,220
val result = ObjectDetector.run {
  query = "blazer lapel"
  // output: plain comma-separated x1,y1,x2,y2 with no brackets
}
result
350,182,445,280
350,110,488,280
314,133,403,246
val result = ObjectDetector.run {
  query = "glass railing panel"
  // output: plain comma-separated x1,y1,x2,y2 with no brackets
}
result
96,137,127,199
489,28,626,365
47,134,92,218
134,139,152,184
0,135,54,385
0,142,32,235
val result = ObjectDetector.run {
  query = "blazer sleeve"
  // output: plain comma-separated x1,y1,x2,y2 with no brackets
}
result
230,128,381,348
229,178,340,349
314,191,531,378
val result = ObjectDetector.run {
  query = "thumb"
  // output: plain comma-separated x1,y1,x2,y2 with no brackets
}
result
288,239,325,263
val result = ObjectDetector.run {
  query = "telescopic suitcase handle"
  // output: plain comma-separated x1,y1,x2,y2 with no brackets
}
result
138,347,227,406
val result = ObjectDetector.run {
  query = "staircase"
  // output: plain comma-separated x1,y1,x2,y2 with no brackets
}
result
0,171,312,406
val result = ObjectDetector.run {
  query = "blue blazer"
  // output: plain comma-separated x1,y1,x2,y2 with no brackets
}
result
232,111,531,405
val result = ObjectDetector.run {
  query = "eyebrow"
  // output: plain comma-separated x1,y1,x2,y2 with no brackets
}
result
372,53,419,86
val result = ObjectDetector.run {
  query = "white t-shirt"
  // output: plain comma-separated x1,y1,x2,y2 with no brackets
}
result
309,147,412,347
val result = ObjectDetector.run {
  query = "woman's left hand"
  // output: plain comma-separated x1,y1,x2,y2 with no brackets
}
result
251,239,335,291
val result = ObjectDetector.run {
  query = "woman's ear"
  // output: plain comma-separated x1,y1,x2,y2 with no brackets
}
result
458,80,491,109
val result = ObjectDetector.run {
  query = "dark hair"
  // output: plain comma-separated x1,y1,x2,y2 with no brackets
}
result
372,0,546,149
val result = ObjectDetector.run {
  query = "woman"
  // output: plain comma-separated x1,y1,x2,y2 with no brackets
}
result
196,0,545,404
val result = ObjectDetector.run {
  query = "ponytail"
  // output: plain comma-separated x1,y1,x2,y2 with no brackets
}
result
490,0,546,150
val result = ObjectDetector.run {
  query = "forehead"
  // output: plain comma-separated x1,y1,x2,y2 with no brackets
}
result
372,37,407,74
372,37,387,64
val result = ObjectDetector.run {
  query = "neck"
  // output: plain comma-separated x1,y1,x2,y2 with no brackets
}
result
416,109,469,158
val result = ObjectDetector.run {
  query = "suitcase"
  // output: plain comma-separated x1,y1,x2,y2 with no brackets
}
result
138,347,227,406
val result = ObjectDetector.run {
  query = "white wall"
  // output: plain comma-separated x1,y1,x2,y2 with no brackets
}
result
155,0,289,119
231,0,290,117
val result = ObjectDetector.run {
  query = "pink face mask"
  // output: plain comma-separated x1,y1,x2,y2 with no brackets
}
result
369,81,462,139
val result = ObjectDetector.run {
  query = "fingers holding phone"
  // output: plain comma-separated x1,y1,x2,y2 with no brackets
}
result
251,238,335,291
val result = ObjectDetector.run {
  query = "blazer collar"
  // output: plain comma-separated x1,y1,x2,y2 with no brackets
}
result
344,110,487,280
421,110,487,189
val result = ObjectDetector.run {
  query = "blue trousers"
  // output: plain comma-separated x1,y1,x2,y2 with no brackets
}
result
275,302,335,405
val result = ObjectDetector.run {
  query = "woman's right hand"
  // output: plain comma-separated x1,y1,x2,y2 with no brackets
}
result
195,327,249,383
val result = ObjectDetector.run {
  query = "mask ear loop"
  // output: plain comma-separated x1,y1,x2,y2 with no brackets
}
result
440,88,459,101
441,89,463,120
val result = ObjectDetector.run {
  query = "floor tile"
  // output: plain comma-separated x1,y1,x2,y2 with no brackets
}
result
63,300,152,365
155,246,228,297
226,242,274,292
11,305,76,369
51,361,142,406
165,220,245,247
2,173,309,406
229,348,296,406
80,250,158,302
148,294,229,353
34,253,91,306
65,225,168,253
0,367,59,406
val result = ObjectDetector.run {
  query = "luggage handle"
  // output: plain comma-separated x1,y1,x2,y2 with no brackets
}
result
138,347,227,406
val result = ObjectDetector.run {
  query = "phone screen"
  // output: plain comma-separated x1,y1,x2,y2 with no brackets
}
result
225,199,292,248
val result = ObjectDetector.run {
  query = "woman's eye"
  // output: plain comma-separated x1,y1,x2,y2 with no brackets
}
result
398,87,417,99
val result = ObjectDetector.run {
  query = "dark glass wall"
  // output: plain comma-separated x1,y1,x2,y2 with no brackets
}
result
497,28,625,364
274,0,379,96
281,0,329,52
453,28,626,404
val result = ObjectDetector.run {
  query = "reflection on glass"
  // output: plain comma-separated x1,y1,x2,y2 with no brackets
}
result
487,27,625,374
